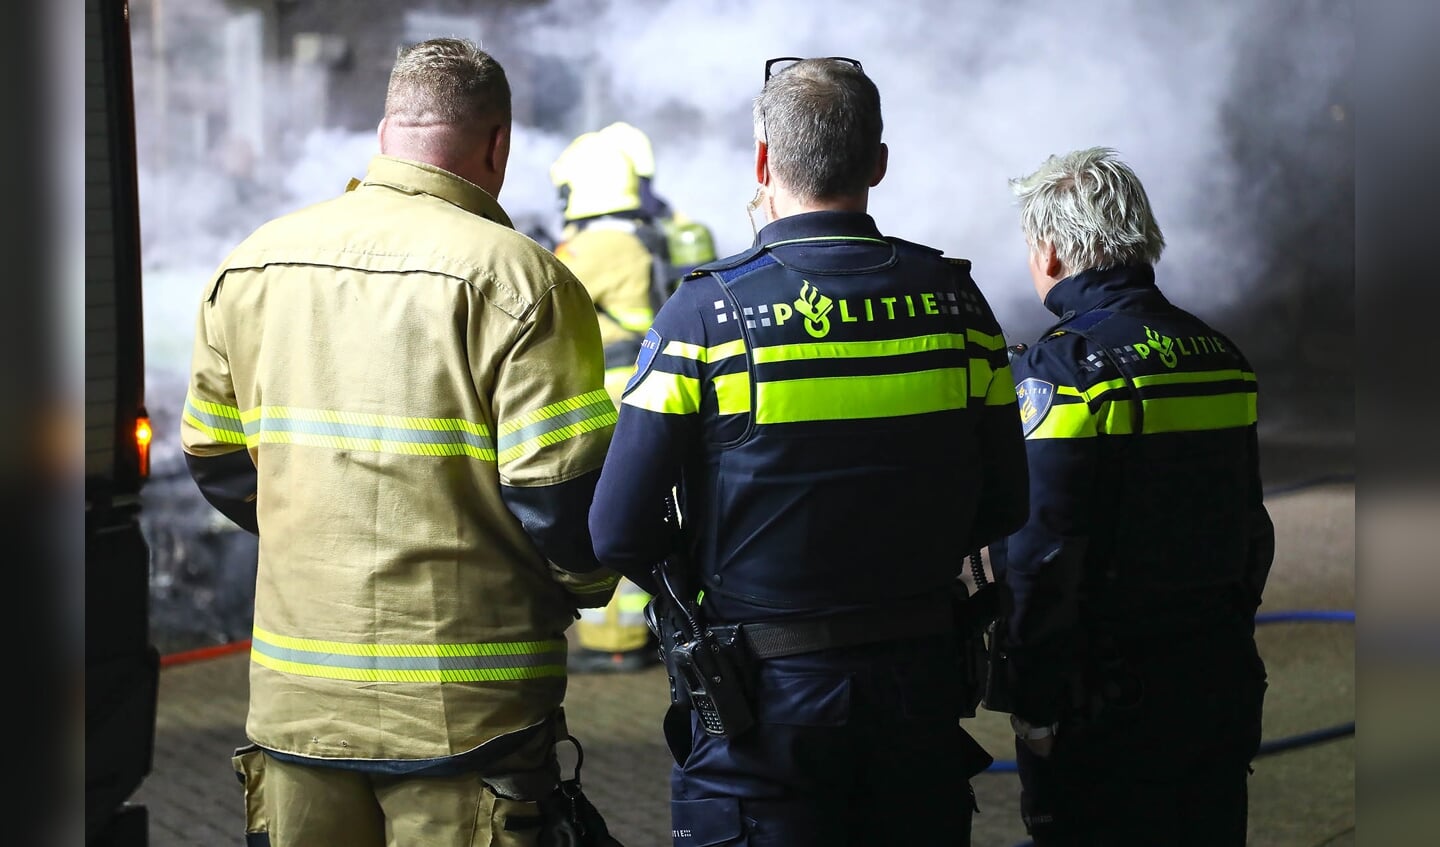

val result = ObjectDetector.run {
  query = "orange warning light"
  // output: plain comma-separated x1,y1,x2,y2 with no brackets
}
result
135,415,153,478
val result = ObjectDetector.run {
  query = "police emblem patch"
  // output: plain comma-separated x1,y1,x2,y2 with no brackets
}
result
623,328,664,395
1016,377,1055,437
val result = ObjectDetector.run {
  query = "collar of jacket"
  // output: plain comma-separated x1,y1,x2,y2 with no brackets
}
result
354,155,515,230
755,210,883,248
1043,262,1165,318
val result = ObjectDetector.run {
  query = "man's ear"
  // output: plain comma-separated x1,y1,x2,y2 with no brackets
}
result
486,123,511,174
869,142,888,187
754,140,769,186
1040,241,1063,279
376,116,389,152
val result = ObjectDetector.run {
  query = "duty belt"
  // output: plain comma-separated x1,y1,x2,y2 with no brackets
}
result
737,593,957,660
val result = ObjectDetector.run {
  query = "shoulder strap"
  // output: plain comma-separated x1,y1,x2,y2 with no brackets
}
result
1047,309,1145,436
684,243,768,280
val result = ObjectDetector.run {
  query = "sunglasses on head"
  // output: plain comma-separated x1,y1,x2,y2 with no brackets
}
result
764,56,863,82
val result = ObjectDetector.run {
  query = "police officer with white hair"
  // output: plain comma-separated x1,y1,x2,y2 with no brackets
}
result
992,147,1275,846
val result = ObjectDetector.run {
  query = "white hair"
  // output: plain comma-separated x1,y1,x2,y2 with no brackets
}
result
1009,147,1165,275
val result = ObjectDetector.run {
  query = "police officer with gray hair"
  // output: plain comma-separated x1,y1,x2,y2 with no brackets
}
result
591,57,1028,846
991,147,1274,845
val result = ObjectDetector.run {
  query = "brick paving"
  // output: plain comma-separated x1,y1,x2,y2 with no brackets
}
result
134,476,1354,847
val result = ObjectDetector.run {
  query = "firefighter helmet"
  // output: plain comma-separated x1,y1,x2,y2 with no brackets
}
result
550,131,642,221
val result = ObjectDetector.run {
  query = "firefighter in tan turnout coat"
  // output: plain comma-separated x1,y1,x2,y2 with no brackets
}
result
180,39,618,846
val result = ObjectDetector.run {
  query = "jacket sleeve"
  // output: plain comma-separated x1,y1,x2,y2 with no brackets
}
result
588,290,705,590
180,273,259,534
494,273,621,607
1243,417,1275,611
964,290,1029,550
996,335,1099,726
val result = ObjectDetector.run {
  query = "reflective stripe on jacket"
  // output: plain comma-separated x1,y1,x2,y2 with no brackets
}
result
996,262,1273,724
591,211,1029,623
181,155,616,763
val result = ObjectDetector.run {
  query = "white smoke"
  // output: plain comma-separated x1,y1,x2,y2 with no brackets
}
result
134,0,1351,371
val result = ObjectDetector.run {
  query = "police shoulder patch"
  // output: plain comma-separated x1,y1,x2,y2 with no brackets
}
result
1016,377,1056,437
623,328,664,396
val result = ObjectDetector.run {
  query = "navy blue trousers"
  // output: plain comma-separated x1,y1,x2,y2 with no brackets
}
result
668,635,989,846
1017,634,1267,846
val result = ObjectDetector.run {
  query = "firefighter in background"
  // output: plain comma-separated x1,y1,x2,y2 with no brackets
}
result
550,124,679,672
597,121,719,286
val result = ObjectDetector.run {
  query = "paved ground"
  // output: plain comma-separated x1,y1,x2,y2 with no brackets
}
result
133,436,1355,846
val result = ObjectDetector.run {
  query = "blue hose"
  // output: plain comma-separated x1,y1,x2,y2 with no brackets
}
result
983,609,1354,774
1255,609,1354,624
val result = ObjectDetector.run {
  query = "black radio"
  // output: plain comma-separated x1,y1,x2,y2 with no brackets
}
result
670,625,755,737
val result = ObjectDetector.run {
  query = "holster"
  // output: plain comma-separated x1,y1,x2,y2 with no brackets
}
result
644,586,756,742
952,581,998,718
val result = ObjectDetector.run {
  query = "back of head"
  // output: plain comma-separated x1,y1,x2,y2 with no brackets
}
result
550,131,643,221
1009,147,1166,275
382,38,510,163
752,58,884,201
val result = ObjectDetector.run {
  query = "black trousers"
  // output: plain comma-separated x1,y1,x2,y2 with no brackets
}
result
1017,636,1267,847
668,634,990,846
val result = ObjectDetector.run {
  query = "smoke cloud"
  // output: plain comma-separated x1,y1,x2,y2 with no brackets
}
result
133,0,1351,405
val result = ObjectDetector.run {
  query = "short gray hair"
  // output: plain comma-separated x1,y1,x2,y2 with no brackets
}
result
752,59,883,200
385,38,510,128
1009,147,1165,274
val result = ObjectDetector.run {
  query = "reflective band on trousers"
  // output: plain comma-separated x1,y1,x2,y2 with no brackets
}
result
250,627,567,683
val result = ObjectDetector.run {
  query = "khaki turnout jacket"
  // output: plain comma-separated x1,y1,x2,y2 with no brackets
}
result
181,156,618,763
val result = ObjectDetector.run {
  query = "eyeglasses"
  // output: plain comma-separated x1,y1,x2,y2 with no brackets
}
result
764,56,863,82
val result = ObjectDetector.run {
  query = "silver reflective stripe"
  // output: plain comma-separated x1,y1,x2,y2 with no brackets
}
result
243,417,494,451
497,398,616,453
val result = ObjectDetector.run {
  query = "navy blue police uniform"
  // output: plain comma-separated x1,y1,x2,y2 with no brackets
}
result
590,211,1029,846
993,263,1275,846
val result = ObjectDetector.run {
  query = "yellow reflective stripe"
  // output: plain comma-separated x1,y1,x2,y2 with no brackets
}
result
969,357,993,398
623,371,701,415
498,413,616,464
618,592,652,613
985,364,1018,406
1076,378,1126,401
968,359,1019,407
662,339,746,363
708,339,747,362
1130,369,1257,389
499,390,612,437
497,389,617,462
752,332,965,364
1028,392,1258,440
241,406,496,460
756,368,967,424
610,308,654,334
1027,402,1098,440
250,627,567,683
568,574,621,595
713,372,751,415
966,328,1006,351
1121,392,1257,434
247,430,497,460
1078,369,1256,402
764,235,889,248
184,393,247,445
241,406,491,436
